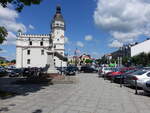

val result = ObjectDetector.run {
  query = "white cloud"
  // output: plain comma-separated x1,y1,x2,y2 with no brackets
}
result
85,35,93,41
3,32,17,45
76,41,84,48
0,6,26,33
109,40,123,48
29,24,35,30
94,0,150,45
0,49,7,54
0,6,18,21
65,37,69,44
1,20,26,32
111,31,140,42
0,6,26,45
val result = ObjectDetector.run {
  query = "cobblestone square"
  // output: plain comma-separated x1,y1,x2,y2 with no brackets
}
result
1,73,150,113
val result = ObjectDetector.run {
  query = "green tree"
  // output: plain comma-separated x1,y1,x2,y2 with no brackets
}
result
0,0,43,44
147,52,150,66
122,56,131,66
11,59,16,63
0,0,42,12
131,52,148,66
100,56,107,64
85,59,93,64
0,27,7,44
110,59,116,64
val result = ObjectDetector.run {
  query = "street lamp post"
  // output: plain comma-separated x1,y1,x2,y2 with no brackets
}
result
119,46,123,67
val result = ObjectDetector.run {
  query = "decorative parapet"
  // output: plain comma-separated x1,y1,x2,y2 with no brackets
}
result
16,45,50,48
19,34,51,38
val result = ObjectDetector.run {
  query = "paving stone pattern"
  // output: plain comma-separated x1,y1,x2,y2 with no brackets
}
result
1,73,150,113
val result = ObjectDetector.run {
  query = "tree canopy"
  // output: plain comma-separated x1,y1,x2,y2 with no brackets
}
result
0,0,42,12
0,0,43,44
0,26,7,44
85,59,93,64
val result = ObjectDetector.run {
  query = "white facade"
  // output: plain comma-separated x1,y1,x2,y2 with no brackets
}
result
16,6,67,68
131,39,150,57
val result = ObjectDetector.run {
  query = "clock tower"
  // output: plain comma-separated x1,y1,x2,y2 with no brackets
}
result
51,5,66,67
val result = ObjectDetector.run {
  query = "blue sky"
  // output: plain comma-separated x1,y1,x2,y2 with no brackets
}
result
0,0,150,60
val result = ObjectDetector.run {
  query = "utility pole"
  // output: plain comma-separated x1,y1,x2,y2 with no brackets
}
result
74,48,78,66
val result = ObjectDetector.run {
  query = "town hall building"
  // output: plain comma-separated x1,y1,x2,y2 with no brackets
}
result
16,6,67,68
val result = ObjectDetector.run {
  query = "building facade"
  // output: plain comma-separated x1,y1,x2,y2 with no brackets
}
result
16,6,67,68
110,38,150,59
130,39,150,57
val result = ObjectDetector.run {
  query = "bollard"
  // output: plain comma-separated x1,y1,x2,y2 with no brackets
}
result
104,74,106,80
120,75,123,87
111,76,113,83
135,79,138,94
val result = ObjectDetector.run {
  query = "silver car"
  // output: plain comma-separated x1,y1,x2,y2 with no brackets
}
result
98,67,114,77
141,80,150,93
126,70,150,87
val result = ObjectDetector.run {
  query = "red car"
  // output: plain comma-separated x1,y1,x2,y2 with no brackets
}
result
106,67,136,80
107,70,123,80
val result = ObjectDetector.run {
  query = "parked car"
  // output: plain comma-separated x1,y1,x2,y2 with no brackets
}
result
64,66,76,75
0,68,7,77
8,68,23,77
22,68,32,77
106,68,123,80
125,70,150,88
80,66,98,73
141,80,150,93
57,67,67,74
98,67,114,77
113,68,137,83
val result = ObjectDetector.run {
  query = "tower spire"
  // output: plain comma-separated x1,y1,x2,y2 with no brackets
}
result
56,5,61,14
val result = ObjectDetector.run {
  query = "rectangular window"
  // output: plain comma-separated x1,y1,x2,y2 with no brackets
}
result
40,41,43,46
41,50,44,55
27,59,30,64
27,50,30,55
29,41,32,45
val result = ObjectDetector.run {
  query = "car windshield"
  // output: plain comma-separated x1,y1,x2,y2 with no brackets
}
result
67,67,75,70
131,70,147,75
14,69,21,73
125,70,136,73
112,68,120,72
104,67,112,70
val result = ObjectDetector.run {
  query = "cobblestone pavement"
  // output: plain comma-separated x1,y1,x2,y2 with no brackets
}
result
1,73,150,113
